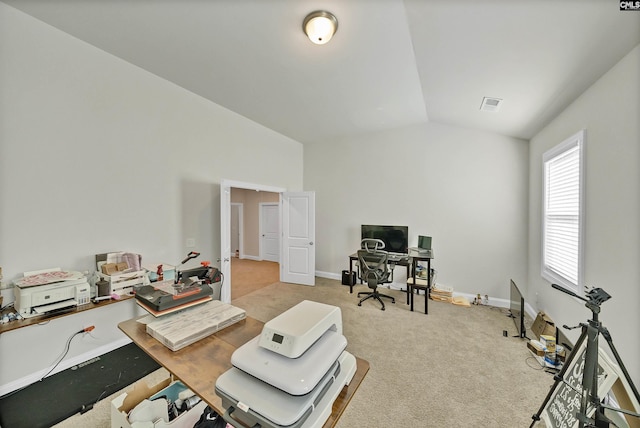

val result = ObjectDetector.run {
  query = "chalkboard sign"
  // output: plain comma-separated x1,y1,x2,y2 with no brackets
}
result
541,341,618,428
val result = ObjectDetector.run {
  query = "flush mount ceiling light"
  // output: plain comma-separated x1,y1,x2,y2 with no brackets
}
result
303,10,338,45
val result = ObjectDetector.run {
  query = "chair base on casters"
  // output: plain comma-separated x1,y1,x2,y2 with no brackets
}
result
357,291,395,311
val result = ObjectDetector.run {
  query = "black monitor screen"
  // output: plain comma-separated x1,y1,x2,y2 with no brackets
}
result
509,279,526,338
361,225,409,253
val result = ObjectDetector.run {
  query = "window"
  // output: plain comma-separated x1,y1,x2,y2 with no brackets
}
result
542,130,585,293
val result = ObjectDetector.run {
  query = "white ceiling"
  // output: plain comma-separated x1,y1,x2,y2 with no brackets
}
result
5,0,640,144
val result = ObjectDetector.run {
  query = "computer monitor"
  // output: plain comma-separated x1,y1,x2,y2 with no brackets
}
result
418,235,432,250
361,225,409,254
509,279,527,339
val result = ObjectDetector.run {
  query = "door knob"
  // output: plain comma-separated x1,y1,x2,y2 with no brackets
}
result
309,242,314,245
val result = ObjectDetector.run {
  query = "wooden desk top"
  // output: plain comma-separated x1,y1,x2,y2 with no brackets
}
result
118,316,369,427
1,295,134,334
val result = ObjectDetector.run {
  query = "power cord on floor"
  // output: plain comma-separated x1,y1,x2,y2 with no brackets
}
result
0,326,95,400
39,326,95,381
525,355,546,371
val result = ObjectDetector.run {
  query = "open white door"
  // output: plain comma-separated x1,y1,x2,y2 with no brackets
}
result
219,182,232,303
281,191,316,286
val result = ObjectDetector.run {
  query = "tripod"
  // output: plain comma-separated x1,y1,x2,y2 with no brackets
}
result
530,284,640,428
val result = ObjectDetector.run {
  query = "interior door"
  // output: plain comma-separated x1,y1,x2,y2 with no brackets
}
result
220,182,232,303
231,203,242,258
260,203,280,262
281,191,316,286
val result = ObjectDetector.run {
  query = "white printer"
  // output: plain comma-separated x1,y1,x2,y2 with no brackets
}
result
215,300,357,428
14,268,91,318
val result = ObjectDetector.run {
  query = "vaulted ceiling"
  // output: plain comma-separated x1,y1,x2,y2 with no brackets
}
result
5,0,640,144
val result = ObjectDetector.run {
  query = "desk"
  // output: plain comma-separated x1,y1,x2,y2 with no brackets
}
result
0,296,133,335
118,316,369,427
348,253,412,303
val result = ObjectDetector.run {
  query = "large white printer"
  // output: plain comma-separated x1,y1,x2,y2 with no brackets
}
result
14,268,91,318
215,300,357,428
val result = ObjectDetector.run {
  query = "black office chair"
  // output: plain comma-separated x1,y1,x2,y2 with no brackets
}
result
357,239,396,311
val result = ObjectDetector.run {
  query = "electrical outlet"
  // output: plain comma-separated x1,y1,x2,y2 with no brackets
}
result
186,238,196,248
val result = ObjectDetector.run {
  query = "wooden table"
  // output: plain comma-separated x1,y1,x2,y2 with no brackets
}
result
118,316,369,427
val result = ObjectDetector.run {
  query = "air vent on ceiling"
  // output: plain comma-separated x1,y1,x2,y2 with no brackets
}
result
480,97,503,112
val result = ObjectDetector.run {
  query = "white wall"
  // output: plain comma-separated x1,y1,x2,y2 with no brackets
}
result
528,45,640,382
0,3,303,391
304,122,529,300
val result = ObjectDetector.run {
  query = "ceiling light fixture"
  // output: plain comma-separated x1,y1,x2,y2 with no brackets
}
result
303,10,338,45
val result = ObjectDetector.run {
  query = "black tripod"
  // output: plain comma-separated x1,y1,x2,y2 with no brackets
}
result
530,284,640,428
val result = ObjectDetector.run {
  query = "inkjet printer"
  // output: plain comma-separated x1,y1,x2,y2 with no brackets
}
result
14,268,90,318
215,300,357,428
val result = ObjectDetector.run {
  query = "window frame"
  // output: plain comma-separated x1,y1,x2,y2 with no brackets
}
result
541,129,586,294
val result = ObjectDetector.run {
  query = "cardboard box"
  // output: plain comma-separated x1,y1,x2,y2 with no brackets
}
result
527,340,545,357
531,311,555,339
101,263,119,275
540,334,556,353
111,378,207,428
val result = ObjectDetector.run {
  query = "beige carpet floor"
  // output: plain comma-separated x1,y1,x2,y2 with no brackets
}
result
54,277,555,427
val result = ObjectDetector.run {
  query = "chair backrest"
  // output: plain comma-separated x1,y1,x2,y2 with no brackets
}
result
357,239,390,287
361,238,385,252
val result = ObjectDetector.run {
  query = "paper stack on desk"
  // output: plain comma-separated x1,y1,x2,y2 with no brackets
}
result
145,300,246,351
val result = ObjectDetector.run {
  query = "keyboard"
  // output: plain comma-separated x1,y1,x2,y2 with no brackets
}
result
388,253,409,263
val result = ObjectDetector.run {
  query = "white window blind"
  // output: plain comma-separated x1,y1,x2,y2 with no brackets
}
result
542,130,584,293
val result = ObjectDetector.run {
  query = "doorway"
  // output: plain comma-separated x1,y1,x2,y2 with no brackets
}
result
220,179,316,303
230,258,279,300
226,186,281,301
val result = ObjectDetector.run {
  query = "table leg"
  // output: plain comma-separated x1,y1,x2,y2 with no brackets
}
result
405,263,410,305
409,285,414,312
349,258,354,294
424,289,428,314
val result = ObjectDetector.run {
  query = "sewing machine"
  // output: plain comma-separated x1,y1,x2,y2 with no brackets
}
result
14,268,90,318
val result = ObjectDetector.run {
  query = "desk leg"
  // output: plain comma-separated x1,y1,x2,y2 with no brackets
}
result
425,259,431,315
406,263,411,305
349,258,354,294
409,285,414,312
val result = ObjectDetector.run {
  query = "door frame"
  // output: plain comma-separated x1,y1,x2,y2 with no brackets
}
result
231,202,243,258
220,179,286,303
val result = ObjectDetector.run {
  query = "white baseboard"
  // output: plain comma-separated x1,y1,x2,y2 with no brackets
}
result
316,270,339,280
0,337,132,396
317,270,520,310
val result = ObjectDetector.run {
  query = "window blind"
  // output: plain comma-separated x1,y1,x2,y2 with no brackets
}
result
542,131,584,291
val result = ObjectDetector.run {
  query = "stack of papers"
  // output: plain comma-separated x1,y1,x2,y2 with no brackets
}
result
145,300,246,351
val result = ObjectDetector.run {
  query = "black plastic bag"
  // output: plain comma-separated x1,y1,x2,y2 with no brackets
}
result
193,405,226,428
